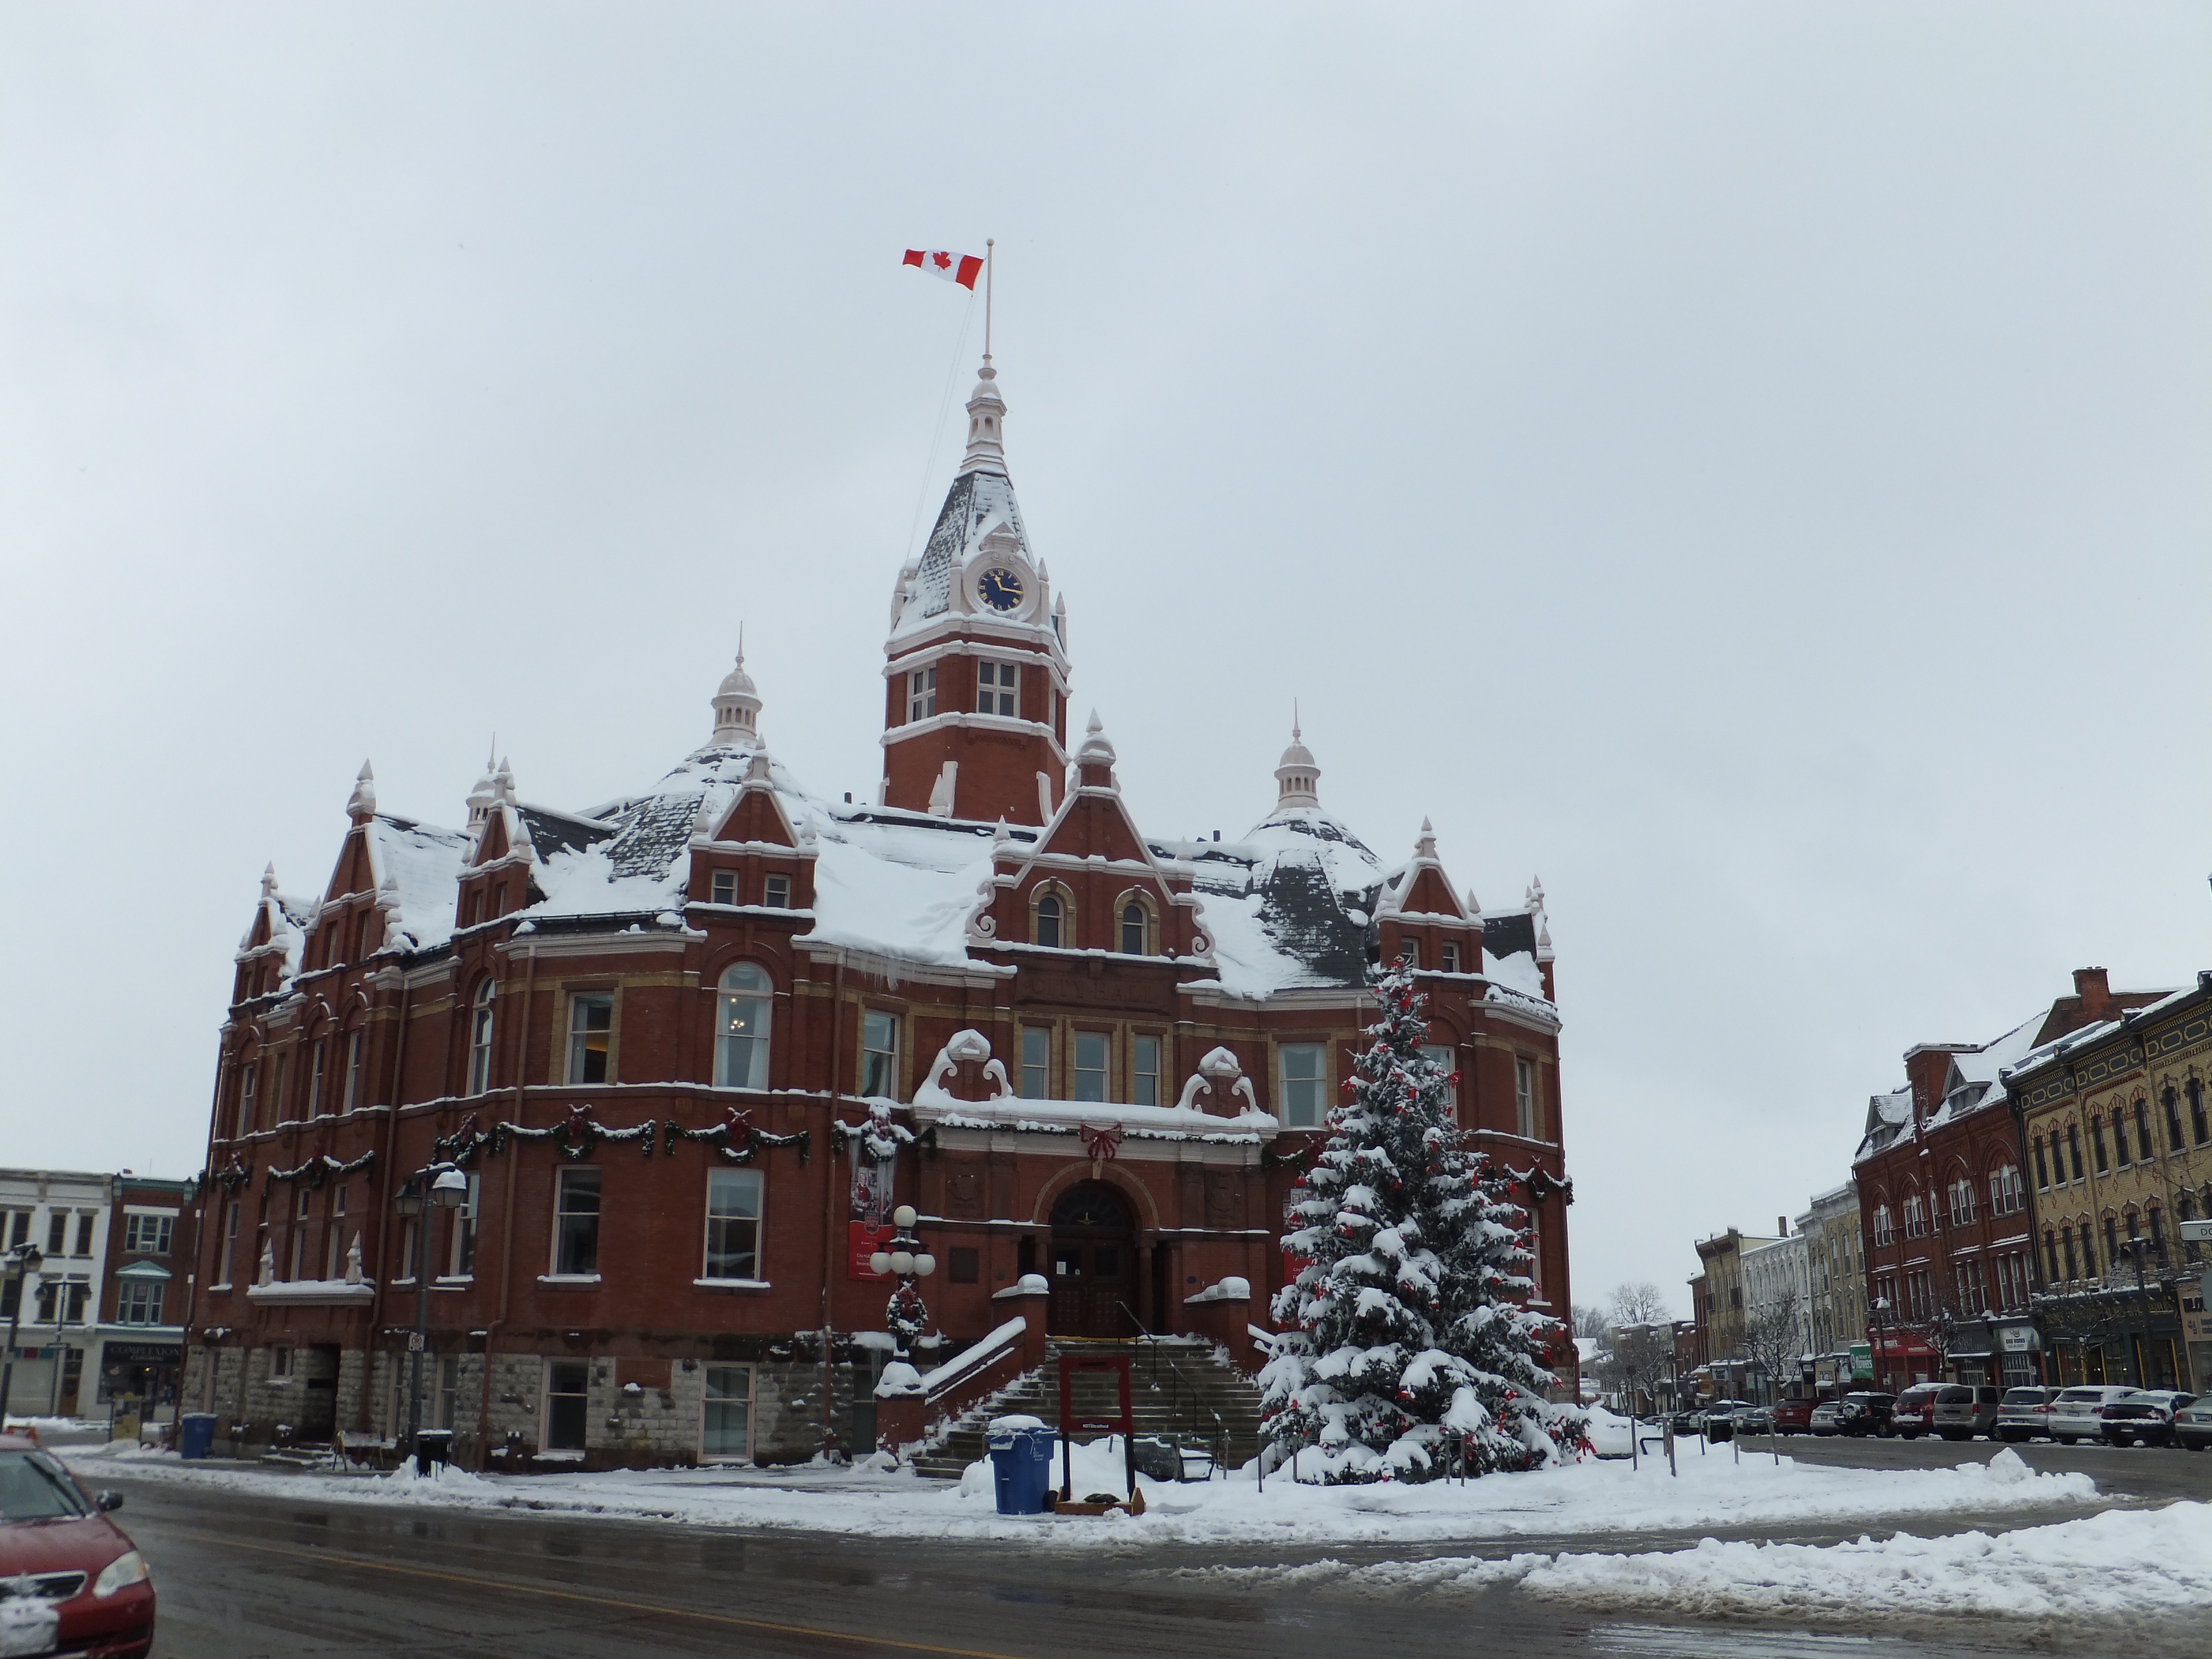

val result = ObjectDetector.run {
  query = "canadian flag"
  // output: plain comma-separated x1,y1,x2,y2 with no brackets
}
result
903,248,985,290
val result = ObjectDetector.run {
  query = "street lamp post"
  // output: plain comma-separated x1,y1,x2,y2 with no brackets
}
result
2115,1237,2161,1388
393,1166,470,1466
868,1205,937,1367
1869,1295,1893,1395
0,1244,46,1429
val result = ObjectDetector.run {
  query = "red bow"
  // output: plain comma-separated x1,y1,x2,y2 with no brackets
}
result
1079,1123,1122,1167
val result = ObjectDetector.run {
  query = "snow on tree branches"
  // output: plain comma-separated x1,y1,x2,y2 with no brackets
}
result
1260,961,1574,1481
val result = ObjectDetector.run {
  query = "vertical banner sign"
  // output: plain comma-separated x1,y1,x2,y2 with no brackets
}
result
847,1145,897,1280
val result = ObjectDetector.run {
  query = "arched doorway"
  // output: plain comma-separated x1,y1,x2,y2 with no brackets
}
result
1048,1182,1137,1338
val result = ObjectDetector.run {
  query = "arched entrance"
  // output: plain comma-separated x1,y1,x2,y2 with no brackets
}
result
1048,1182,1138,1338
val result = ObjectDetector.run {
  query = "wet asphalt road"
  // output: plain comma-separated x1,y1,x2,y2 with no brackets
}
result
82,1443,2206,1659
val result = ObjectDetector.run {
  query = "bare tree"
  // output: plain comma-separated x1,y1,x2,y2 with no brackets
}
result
1573,1303,1612,1341
1598,1282,1674,1413
1738,1284,1806,1403
1609,1281,1671,1327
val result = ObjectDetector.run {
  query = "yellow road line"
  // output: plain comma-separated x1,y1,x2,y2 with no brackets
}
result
158,1528,1039,1659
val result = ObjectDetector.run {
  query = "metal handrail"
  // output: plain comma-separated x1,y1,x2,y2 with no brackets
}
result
1112,1302,1228,1477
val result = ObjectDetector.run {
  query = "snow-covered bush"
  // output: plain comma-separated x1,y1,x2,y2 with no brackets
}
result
1261,962,1569,1481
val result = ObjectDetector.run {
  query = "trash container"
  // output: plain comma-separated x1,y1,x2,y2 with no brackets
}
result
985,1416,1057,1515
413,1429,455,1478
178,1413,219,1462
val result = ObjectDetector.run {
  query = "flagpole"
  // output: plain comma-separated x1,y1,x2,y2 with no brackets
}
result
984,238,994,365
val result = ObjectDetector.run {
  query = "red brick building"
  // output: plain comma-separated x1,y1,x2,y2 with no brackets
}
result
1853,969,2164,1390
180,361,1575,1467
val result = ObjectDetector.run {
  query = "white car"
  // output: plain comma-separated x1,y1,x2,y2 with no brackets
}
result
2047,1384,2138,1443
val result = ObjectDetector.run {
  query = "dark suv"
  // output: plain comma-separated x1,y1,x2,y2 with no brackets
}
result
1835,1391,1896,1436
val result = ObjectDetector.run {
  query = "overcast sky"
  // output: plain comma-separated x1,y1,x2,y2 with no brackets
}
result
4,3,2206,1315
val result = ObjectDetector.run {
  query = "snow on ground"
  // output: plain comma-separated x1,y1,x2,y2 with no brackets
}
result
1174,1492,2212,1628
60,1437,2100,1549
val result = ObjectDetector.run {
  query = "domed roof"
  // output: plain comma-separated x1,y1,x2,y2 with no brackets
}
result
1274,718,1321,809
709,647,764,748
717,653,760,704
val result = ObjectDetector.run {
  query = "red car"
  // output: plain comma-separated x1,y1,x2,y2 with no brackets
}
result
1889,1383,1942,1441
1768,1398,1817,1435
0,1434,155,1658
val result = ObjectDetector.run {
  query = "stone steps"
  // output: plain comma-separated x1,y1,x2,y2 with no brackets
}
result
908,1339,1266,1481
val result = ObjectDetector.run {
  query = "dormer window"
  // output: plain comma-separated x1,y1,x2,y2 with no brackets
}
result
1440,942,1460,974
711,870,738,906
908,667,937,722
976,661,1018,718
763,874,791,909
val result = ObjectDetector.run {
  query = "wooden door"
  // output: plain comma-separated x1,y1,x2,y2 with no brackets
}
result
1048,1183,1136,1338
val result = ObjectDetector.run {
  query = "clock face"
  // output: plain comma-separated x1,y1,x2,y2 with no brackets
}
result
978,566,1025,612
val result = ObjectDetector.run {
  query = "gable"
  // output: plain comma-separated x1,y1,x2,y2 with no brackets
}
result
712,785,798,849
1397,863,1466,919
1034,789,1149,866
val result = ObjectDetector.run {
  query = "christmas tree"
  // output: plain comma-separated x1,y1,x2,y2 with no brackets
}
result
1260,960,1571,1481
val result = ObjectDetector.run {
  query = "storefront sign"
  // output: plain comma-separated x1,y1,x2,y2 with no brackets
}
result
1999,1325,2038,1353
1848,1342,1872,1381
102,1342,181,1365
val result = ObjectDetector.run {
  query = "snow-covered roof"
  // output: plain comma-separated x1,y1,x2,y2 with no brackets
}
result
363,815,471,954
892,467,1035,640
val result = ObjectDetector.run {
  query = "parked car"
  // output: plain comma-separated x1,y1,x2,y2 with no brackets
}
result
1813,1392,1895,1437
0,1434,155,1659
1931,1384,2004,1441
1768,1398,1818,1435
2100,1391,2196,1448
1733,1407,1773,1436
2048,1385,2140,1444
2174,1395,2212,1452
1667,1409,1701,1436
1995,1385,2060,1443
1890,1384,1943,1440
1700,1401,1755,1442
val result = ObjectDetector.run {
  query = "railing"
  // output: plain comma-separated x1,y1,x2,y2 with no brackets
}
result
1117,1302,1229,1477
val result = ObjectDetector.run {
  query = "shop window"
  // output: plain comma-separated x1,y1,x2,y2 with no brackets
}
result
700,1365,751,1461
715,964,772,1090
1131,1035,1161,1108
862,1010,900,1100
1279,1043,1326,1128
568,993,614,1084
545,1360,590,1451
1073,1032,1109,1103
1020,1028,1049,1098
553,1168,601,1277
702,1169,763,1282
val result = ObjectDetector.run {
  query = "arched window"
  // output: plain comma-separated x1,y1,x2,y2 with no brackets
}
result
2043,1229,2059,1284
1119,900,1150,956
235,1058,258,1140
716,962,772,1090
467,980,495,1094
1033,892,1064,950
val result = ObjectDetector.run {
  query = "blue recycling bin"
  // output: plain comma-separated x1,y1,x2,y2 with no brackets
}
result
985,1419,1057,1515
178,1413,218,1461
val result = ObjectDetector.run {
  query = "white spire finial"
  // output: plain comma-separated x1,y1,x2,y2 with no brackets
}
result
712,644,763,748
261,862,279,900
1274,718,1321,810
958,355,1009,476
348,760,376,822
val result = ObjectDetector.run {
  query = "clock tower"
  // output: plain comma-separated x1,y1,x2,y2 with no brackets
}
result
879,360,1071,823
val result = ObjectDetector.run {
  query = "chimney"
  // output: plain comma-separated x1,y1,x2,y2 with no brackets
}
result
1778,1216,1788,1238
2072,966,2112,1019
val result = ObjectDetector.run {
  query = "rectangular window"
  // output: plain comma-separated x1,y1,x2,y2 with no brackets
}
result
238,1064,256,1138
1399,939,1421,970
1020,1027,1049,1098
710,869,738,906
2033,1137,2049,1190
702,1169,763,1282
342,1030,363,1112
545,1360,590,1451
1279,1043,1326,1128
399,1216,419,1282
308,1041,327,1117
763,874,791,909
273,1346,293,1378
1072,1031,1109,1103
274,1052,290,1122
219,1201,239,1285
72,1212,91,1258
1439,942,1460,974
446,1173,480,1278
123,1213,175,1255
2067,1125,2083,1181
1421,1044,1458,1112
1515,1057,1538,1139
325,1217,344,1280
861,1010,899,1100
45,1211,66,1255
568,993,614,1085
2134,1101,2153,1163
4,1212,23,1249
118,1281,163,1325
1131,1035,1161,1107
975,660,1018,718
2093,1119,2110,1173
908,666,938,722
553,1168,602,1277
700,1364,751,1461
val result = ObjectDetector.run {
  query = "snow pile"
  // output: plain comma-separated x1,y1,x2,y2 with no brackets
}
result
956,1432,1136,1506
65,1439,2101,1548
1199,1489,2212,1627
382,1459,493,1492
